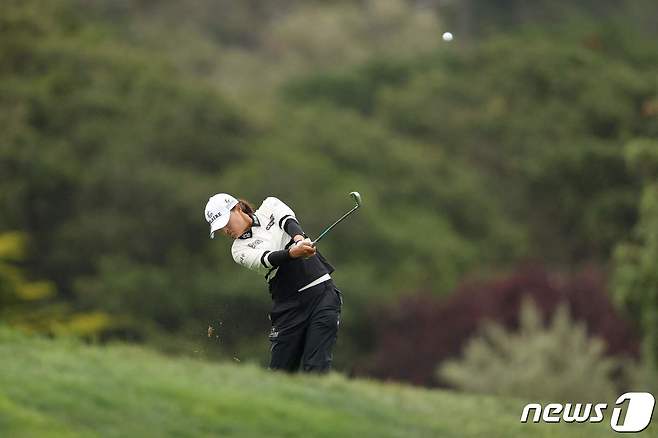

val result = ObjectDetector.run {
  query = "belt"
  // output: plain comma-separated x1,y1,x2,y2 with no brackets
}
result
298,273,331,292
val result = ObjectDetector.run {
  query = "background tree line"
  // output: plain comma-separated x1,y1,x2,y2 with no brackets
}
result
1,0,657,398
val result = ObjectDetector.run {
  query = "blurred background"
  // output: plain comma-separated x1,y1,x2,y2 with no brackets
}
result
1,0,657,404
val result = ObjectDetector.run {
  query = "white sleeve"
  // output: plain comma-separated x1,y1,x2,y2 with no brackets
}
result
231,243,270,274
264,197,297,230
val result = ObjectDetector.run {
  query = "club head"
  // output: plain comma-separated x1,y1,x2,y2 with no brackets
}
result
349,191,362,207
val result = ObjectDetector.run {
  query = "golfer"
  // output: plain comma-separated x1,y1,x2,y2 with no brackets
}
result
204,193,342,373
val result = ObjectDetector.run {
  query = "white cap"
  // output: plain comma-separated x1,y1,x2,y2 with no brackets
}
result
205,193,238,239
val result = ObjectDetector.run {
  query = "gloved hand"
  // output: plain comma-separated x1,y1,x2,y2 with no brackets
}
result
289,238,316,258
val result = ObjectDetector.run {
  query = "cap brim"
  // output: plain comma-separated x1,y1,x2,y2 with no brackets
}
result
209,214,230,239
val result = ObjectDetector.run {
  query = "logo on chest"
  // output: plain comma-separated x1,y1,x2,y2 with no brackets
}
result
247,239,264,249
266,214,276,230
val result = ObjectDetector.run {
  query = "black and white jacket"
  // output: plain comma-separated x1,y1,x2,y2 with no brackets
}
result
231,197,334,301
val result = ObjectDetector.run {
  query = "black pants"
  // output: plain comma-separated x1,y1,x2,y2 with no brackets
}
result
268,280,342,373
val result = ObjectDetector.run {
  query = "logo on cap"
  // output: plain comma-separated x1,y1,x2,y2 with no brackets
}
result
207,211,222,224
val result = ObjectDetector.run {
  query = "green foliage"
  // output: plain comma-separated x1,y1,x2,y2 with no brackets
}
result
1,0,657,375
0,232,111,336
286,32,655,262
622,358,658,395
438,0,658,42
613,139,658,378
625,138,658,180
0,0,256,344
235,105,525,298
526,143,639,261
0,327,629,438
438,299,619,402
0,232,55,306
79,0,444,102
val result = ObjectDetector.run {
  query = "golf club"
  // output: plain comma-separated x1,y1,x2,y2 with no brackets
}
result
311,191,362,246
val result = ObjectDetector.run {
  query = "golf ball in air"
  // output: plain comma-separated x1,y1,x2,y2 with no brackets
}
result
442,32,453,42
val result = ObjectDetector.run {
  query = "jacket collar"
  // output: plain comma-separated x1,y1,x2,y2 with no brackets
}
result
238,213,260,239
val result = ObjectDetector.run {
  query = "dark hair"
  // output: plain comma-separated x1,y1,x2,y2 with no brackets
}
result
236,198,255,216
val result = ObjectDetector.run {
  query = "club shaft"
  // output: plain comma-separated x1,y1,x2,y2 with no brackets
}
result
312,205,359,245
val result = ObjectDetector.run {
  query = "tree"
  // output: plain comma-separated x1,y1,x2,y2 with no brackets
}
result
613,139,658,381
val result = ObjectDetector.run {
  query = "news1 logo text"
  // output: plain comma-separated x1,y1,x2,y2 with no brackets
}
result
521,392,655,433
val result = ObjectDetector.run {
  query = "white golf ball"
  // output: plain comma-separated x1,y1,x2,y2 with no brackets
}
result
442,32,453,42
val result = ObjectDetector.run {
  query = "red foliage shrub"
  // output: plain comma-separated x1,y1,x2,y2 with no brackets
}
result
357,265,640,387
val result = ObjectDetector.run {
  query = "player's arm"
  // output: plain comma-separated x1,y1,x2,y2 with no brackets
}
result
266,196,307,242
232,241,311,272
232,244,272,273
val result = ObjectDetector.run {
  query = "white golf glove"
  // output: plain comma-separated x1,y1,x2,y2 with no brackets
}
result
294,237,312,247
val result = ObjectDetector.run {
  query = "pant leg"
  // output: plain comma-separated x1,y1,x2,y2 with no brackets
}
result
268,324,307,372
268,299,308,372
301,285,342,373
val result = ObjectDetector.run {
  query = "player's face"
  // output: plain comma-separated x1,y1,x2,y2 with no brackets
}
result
220,207,250,239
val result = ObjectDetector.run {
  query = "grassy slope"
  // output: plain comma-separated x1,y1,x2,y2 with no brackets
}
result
0,328,653,438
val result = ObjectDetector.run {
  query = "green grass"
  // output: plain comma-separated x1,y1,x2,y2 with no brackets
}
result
0,328,654,438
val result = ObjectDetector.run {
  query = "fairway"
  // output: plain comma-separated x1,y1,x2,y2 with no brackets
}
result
1,328,651,437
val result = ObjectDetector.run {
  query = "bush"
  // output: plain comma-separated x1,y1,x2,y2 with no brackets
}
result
438,299,618,402
359,266,639,386
0,232,111,337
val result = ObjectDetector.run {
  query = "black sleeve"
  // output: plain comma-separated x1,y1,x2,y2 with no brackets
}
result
264,249,293,268
283,218,306,238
